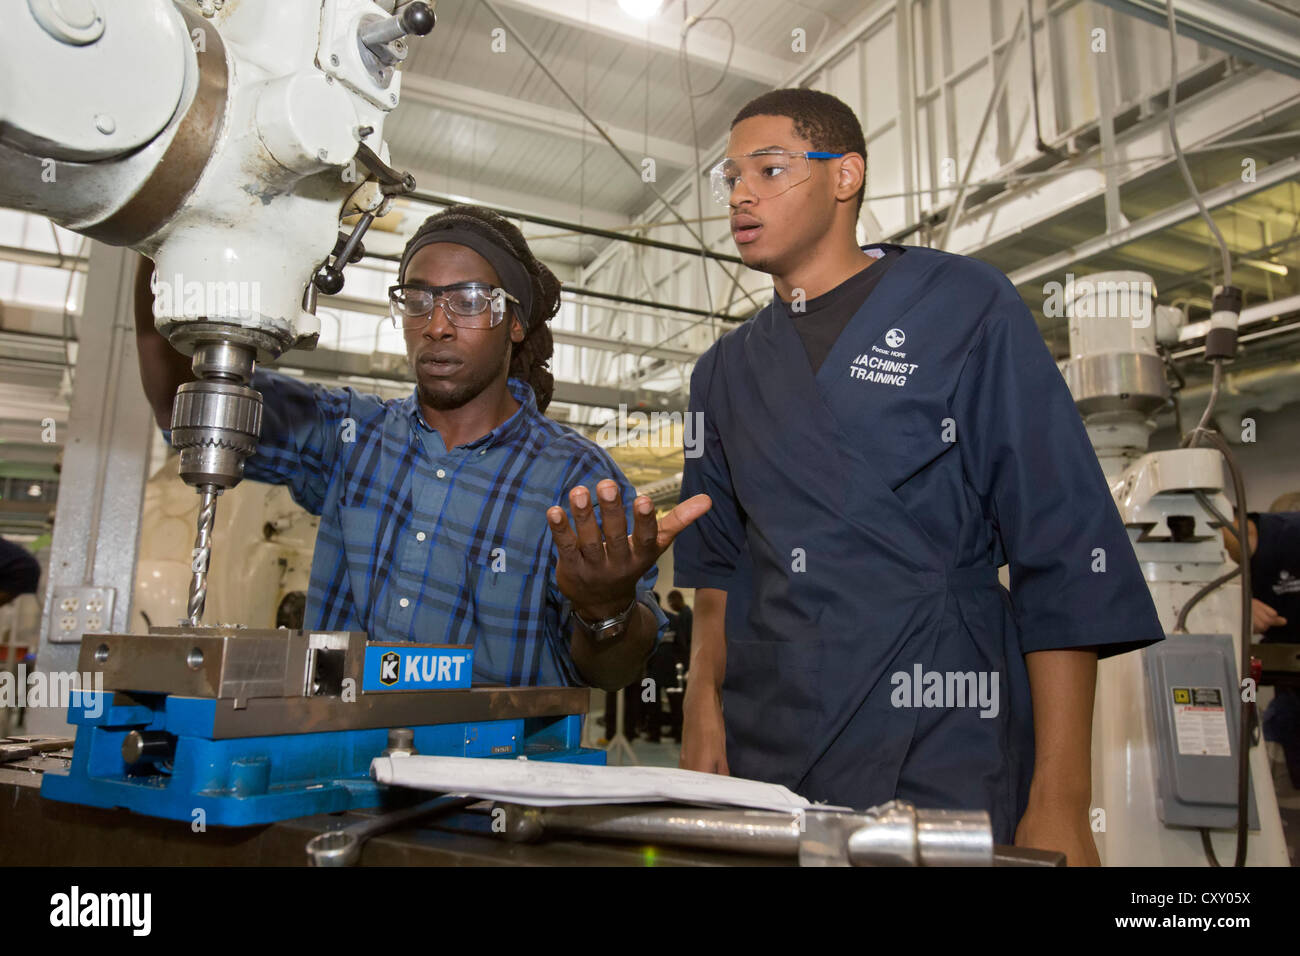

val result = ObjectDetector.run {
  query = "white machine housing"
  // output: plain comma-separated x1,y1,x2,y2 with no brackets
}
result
0,0,407,361
1061,271,1287,866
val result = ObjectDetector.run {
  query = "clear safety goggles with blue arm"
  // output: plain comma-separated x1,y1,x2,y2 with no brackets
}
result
708,149,846,205
388,281,519,331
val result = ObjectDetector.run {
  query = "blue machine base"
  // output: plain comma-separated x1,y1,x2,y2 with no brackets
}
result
41,691,604,827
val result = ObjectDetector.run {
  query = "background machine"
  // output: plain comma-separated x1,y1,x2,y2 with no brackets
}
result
1062,270,1289,866
0,0,435,624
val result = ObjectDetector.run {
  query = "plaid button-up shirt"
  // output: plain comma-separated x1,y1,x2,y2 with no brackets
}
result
237,370,665,687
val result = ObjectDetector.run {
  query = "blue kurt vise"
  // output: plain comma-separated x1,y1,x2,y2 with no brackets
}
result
41,627,603,826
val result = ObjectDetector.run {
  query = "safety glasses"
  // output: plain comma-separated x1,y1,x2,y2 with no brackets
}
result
708,149,846,205
388,282,519,331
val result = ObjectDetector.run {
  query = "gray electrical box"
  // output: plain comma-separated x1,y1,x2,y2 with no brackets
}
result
1144,634,1259,830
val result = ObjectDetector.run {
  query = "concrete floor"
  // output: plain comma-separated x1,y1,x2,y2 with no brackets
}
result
584,690,680,768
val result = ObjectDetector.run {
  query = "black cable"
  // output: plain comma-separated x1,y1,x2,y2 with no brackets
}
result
1201,827,1222,867
1193,490,1237,543
1173,565,1239,634
476,0,760,313
678,5,735,348
1191,357,1224,436
1182,424,1253,867
679,10,716,349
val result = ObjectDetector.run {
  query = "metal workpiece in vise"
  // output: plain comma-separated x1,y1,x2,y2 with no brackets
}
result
496,801,994,866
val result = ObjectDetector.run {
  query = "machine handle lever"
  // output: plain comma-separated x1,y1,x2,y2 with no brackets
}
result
311,144,418,295
359,1,436,54
354,142,416,195
313,212,374,296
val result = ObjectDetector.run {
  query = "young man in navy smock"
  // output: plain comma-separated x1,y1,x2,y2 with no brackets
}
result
674,89,1165,865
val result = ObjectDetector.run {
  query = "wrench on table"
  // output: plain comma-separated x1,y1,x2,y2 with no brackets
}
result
305,795,477,866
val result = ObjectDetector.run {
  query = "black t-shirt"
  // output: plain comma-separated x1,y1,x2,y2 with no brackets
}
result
775,246,904,374
1250,511,1300,643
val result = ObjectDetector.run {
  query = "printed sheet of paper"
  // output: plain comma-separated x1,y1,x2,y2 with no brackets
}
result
371,755,846,812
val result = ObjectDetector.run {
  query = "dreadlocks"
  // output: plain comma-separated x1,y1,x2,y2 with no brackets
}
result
401,204,561,412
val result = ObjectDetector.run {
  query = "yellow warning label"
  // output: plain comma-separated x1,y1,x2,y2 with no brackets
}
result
1173,688,1191,704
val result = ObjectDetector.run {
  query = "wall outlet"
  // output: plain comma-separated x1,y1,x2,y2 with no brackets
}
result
47,587,116,644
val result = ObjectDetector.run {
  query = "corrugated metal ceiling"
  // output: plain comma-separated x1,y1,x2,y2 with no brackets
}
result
385,0,872,260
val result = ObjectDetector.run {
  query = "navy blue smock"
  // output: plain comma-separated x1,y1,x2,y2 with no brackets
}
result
674,244,1165,841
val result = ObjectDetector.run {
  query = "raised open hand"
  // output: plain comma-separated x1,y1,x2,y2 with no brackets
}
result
545,479,712,619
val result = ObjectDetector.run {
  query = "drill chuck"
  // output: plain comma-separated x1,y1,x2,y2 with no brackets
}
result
166,339,265,624
171,380,264,490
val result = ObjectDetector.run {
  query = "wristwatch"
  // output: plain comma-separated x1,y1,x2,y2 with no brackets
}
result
571,596,640,643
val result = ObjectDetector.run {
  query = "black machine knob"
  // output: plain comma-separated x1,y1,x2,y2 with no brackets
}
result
399,2,436,36
359,1,436,55
313,264,345,295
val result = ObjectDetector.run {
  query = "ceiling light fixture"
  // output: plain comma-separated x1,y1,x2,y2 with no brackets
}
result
617,0,663,20
1241,257,1289,277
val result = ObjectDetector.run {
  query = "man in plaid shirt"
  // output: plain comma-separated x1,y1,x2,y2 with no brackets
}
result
134,205,711,690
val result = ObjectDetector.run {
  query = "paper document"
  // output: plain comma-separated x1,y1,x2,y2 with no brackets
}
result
371,755,844,813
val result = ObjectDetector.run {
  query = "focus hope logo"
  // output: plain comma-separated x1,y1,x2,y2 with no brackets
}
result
850,327,919,388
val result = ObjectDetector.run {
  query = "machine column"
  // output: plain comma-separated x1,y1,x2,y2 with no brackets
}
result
29,243,154,735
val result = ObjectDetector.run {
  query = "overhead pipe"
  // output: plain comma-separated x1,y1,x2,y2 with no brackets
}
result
1006,153,1300,286
1092,0,1300,80
406,190,745,266
361,247,745,323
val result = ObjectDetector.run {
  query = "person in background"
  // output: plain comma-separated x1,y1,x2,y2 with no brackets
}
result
662,591,693,742
0,537,40,608
1223,493,1300,785
643,592,681,743
603,590,668,741
0,537,40,733
666,591,692,665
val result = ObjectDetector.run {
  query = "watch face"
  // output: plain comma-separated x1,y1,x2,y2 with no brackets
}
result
592,619,628,643
575,599,637,642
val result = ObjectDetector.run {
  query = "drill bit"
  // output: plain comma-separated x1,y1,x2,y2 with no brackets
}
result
187,483,218,625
